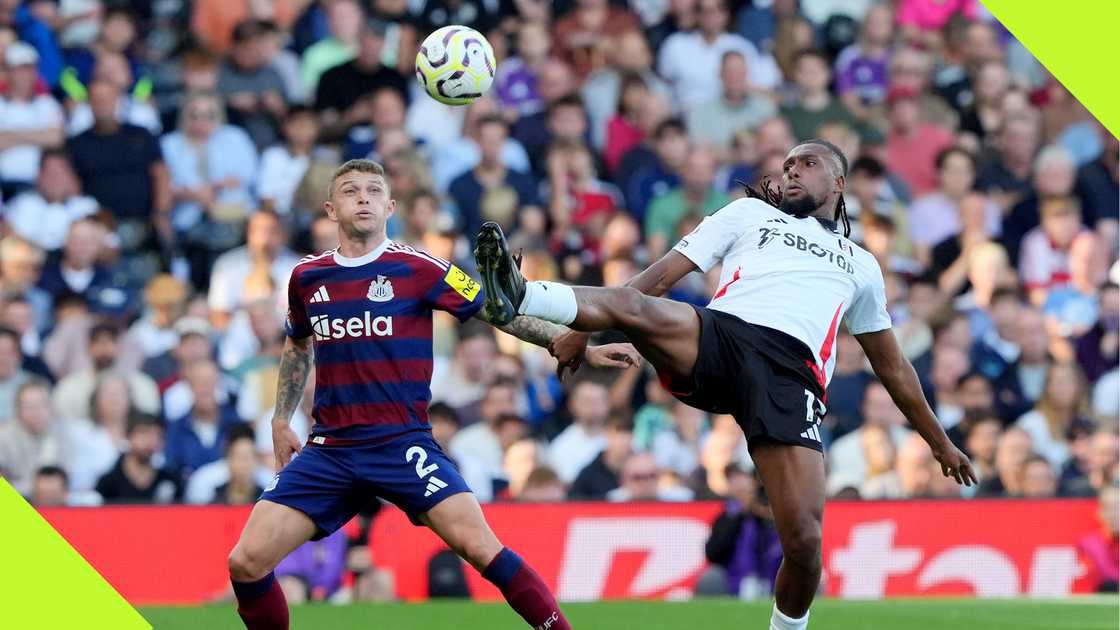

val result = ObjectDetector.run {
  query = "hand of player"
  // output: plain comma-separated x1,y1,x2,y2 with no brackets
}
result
272,419,303,469
585,343,641,370
931,442,979,487
549,330,591,380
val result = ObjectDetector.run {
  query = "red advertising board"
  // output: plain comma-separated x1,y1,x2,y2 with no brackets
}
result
38,499,1099,605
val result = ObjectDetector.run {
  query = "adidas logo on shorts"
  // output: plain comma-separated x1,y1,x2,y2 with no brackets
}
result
424,475,448,497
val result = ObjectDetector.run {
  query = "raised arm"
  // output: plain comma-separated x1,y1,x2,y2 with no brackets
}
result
855,328,978,486
271,335,313,468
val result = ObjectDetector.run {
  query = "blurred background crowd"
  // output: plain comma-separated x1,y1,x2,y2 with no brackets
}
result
0,0,1116,599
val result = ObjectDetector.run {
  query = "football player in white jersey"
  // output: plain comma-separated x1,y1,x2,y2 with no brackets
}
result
475,139,977,630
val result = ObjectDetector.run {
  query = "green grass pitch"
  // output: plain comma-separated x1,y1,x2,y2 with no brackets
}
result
141,597,1118,629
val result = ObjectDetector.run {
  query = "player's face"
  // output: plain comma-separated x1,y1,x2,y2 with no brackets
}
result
326,172,396,240
780,144,843,217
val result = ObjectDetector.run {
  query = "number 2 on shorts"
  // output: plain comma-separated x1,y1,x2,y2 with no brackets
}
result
406,445,440,479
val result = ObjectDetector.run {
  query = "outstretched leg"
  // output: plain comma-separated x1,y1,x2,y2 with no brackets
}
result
749,439,826,629
422,492,571,630
476,222,700,383
228,500,317,630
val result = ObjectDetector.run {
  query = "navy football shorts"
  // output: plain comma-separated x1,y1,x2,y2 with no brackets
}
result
259,429,472,539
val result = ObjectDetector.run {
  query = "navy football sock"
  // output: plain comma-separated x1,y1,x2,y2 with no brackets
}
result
482,547,570,630
232,572,289,630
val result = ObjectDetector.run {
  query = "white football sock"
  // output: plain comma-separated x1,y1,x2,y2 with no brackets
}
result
518,281,578,325
769,603,809,630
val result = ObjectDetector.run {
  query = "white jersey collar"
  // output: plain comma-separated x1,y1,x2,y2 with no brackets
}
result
333,238,392,267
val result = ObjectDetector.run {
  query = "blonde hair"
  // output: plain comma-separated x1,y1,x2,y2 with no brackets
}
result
327,159,388,200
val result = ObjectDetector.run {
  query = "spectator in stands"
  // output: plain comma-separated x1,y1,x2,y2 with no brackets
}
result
1061,429,1119,498
825,333,872,440
300,0,363,94
67,79,172,254
1043,233,1109,349
569,415,632,500
449,114,541,241
501,438,546,501
1078,484,1119,593
583,29,671,151
834,2,892,120
95,411,180,504
828,381,911,488
1015,362,1089,469
37,218,127,317
51,321,160,421
601,73,649,176
912,149,1000,266
895,433,937,499
316,18,406,141
0,236,52,332
549,379,611,483
976,112,1039,215
859,425,902,499
163,360,242,478
781,49,861,143
547,138,622,258
518,466,568,502
1010,307,1051,407
65,51,162,138
702,464,780,597
0,327,32,421
1019,195,1091,304
686,50,775,151
450,379,518,502
657,0,777,111
30,465,70,507
551,0,639,79
509,63,578,174
607,451,691,501
650,400,705,477
884,85,954,197
0,42,63,198
191,0,300,56
1076,283,1120,383
428,402,461,454
4,149,99,253
976,426,1033,497
217,19,289,150
162,90,260,286
959,61,1011,143
645,146,727,256
118,274,189,372
495,21,551,119
431,329,497,409
210,425,264,505
1020,455,1058,499
961,415,1001,481
62,372,132,493
618,117,687,222
0,379,60,493
207,209,298,331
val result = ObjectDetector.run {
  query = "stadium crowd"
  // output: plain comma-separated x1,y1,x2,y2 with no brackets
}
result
0,0,1116,594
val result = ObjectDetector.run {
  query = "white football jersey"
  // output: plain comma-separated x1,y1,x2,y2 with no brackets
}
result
673,197,891,388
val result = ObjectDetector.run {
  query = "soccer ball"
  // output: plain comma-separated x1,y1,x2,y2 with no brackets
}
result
415,25,496,106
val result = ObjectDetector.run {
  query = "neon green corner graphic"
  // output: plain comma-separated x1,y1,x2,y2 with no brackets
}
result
983,0,1120,139
0,480,151,629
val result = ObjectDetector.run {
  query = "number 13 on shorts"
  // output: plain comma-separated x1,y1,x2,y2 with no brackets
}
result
800,389,825,444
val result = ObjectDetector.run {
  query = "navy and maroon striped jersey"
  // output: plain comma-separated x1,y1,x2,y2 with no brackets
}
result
285,239,484,441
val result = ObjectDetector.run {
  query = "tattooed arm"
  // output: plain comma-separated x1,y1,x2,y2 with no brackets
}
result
474,311,640,370
271,335,313,468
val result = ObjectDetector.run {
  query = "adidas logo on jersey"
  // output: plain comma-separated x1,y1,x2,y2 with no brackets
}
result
800,425,822,443
310,312,394,340
424,475,448,497
309,286,331,303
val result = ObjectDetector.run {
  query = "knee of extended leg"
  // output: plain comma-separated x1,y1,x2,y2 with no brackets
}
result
229,545,271,582
782,524,822,568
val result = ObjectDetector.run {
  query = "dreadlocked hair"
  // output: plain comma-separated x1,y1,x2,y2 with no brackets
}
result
741,139,852,237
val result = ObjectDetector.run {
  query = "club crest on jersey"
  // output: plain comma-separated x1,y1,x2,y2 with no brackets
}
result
367,275,394,302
